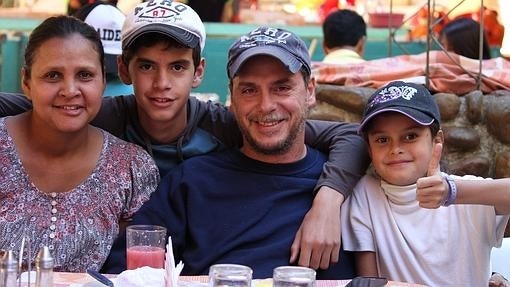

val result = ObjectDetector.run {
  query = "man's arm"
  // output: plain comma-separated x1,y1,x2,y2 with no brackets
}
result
290,186,344,269
289,120,369,269
355,251,378,276
0,92,32,116
303,119,370,197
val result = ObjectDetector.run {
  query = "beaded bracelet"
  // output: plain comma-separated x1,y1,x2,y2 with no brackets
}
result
443,175,458,206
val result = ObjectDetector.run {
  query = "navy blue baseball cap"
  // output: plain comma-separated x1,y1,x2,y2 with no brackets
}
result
359,81,440,134
227,26,311,79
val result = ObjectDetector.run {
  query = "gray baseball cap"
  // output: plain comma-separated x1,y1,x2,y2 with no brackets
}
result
227,27,311,79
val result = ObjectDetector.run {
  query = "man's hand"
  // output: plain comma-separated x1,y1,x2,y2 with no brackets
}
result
416,143,448,209
290,186,344,270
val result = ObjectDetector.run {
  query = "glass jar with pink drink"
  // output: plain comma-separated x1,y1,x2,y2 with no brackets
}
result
126,225,167,270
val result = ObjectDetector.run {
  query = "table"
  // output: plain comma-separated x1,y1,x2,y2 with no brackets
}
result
19,272,427,287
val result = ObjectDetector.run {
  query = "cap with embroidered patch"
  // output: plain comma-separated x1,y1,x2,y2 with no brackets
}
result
227,26,311,79
358,81,440,134
122,0,205,52
75,2,125,74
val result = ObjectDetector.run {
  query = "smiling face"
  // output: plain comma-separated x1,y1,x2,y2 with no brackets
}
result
119,41,204,141
21,33,105,133
366,112,443,186
230,55,315,163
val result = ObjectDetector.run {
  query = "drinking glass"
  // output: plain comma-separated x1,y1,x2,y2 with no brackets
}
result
126,225,167,270
272,266,316,287
208,264,253,287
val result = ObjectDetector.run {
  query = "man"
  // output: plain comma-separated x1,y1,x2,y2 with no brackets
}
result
103,26,356,279
322,9,367,64
0,0,369,268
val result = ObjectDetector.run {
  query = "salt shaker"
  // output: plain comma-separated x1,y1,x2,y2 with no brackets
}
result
0,250,18,287
35,246,54,287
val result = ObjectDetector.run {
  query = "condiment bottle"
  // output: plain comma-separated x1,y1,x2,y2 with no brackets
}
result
0,250,18,287
35,246,54,287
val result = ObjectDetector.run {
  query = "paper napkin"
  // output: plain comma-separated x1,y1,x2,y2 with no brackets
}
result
165,236,184,287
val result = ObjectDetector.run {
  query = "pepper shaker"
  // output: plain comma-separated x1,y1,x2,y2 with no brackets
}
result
0,250,18,287
35,246,54,287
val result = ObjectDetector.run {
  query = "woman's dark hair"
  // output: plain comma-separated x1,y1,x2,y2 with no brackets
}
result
23,15,105,78
440,18,491,60
121,33,201,70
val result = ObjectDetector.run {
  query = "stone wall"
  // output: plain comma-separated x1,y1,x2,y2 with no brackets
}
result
310,84,510,236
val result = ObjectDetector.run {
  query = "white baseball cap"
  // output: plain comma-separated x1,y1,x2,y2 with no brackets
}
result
122,1,206,52
75,2,125,74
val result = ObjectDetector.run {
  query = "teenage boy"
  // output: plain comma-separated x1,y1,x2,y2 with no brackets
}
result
0,0,369,269
341,81,510,286
103,26,356,278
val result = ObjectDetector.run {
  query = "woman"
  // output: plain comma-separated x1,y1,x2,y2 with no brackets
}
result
0,15,159,272
439,17,492,60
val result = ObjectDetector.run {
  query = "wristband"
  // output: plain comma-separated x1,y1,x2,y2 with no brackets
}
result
443,175,457,206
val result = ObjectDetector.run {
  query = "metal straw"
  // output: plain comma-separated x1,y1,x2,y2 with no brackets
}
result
17,237,24,287
17,236,32,287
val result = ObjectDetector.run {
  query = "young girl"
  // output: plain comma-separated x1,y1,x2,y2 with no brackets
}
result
341,81,510,286
0,15,159,272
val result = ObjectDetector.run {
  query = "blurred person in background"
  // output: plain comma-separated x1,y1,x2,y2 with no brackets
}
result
75,1,133,96
439,18,492,60
68,0,118,15
498,0,510,60
178,0,240,22
322,9,366,64
319,0,356,22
